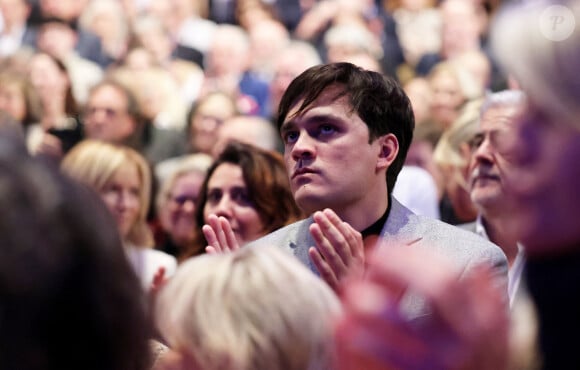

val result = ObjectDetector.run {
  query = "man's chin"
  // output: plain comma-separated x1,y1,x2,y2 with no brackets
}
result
294,190,330,215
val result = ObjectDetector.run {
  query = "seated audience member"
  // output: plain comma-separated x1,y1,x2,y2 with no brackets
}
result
0,129,151,370
403,77,434,127
34,17,103,105
26,51,83,157
212,114,280,157
434,98,483,225
78,0,131,64
335,1,580,369
0,0,33,58
61,140,177,289
155,245,340,370
25,0,110,68
463,90,527,307
81,79,186,165
187,141,303,260
414,0,486,76
155,154,213,259
246,18,291,82
185,91,239,156
427,61,483,130
267,40,321,121
204,63,507,306
0,69,41,131
201,24,270,117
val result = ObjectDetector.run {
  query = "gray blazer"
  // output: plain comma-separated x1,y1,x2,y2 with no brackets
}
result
249,198,509,318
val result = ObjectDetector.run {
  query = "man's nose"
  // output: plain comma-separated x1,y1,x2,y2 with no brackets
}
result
290,132,315,161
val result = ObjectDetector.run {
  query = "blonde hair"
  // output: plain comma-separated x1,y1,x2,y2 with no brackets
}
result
156,246,341,370
61,140,153,247
428,61,484,102
433,98,484,190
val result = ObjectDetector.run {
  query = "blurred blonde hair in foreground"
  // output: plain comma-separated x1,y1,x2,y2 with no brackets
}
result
155,246,341,370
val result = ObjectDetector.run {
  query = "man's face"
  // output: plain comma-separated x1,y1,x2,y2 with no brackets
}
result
280,85,386,216
467,105,521,216
500,101,580,255
83,85,135,144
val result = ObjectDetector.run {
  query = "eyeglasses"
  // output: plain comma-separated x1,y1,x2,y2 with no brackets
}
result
468,129,517,157
83,106,127,119
171,194,197,206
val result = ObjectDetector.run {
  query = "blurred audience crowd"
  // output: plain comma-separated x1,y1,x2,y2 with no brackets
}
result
0,0,577,369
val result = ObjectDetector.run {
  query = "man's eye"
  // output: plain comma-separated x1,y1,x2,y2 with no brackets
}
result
468,134,484,150
284,131,298,143
319,124,336,135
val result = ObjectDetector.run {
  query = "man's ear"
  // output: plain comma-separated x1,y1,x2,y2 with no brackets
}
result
376,133,399,171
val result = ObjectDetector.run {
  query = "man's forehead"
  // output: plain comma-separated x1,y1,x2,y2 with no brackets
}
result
286,88,351,118
480,105,522,129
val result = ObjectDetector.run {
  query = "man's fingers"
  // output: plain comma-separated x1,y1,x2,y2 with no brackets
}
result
313,210,351,262
310,222,348,276
309,246,339,291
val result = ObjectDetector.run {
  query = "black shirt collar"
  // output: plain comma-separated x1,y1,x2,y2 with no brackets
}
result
361,199,391,238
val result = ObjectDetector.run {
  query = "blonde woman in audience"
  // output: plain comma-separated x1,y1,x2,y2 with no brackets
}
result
155,245,340,370
0,69,41,130
427,61,483,130
61,140,177,290
433,98,483,224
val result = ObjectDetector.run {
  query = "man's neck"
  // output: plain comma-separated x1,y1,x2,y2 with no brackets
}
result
481,214,519,265
332,191,390,232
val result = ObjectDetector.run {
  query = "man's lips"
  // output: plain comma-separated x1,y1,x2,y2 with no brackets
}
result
291,167,318,179
471,173,500,185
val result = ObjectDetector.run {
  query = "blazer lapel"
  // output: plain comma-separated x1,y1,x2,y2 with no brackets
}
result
379,197,424,248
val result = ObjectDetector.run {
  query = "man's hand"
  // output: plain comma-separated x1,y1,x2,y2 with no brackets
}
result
308,208,365,291
203,214,240,254
335,247,510,370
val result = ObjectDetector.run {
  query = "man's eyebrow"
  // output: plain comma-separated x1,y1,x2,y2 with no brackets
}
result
280,120,295,132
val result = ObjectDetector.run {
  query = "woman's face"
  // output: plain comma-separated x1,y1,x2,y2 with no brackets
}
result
163,171,205,246
99,162,141,241
429,71,465,128
0,82,26,122
28,53,69,100
203,163,264,245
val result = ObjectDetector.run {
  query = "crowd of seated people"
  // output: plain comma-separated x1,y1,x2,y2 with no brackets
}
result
0,0,576,369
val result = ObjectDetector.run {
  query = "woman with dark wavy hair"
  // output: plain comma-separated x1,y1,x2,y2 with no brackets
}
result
182,141,303,260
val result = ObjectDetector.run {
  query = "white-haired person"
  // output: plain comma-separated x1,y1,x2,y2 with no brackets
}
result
61,139,177,290
155,245,341,370
154,153,213,260
335,1,580,369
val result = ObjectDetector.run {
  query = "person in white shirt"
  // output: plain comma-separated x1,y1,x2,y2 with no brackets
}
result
61,139,177,290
